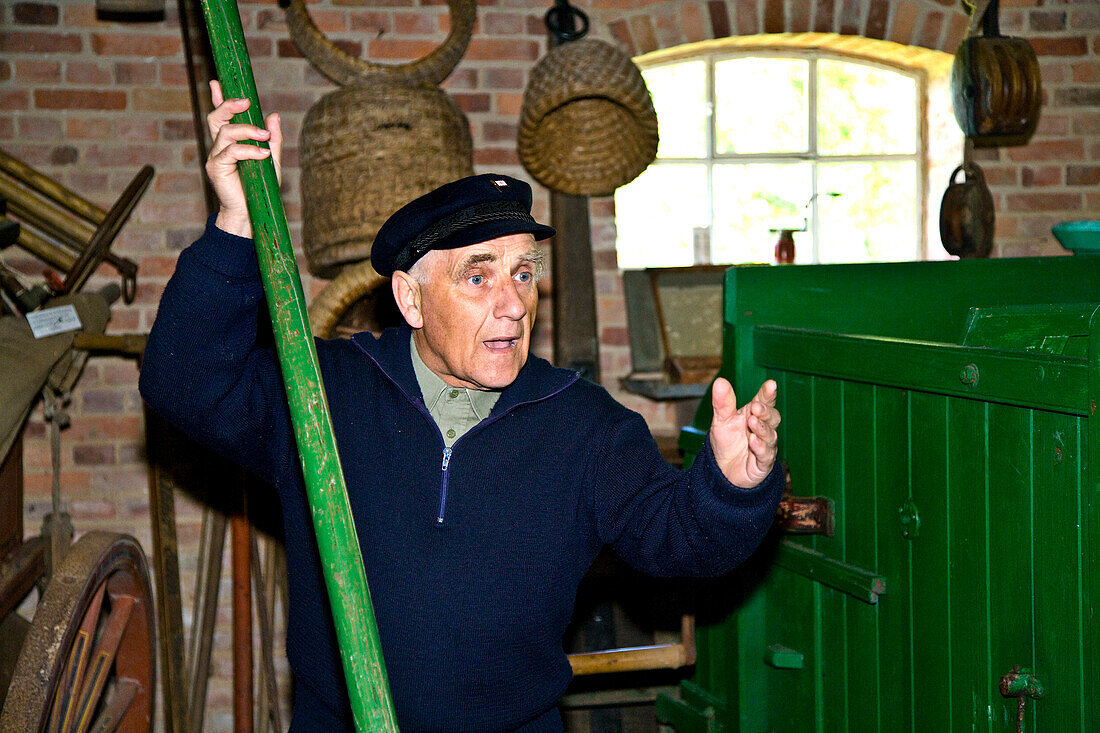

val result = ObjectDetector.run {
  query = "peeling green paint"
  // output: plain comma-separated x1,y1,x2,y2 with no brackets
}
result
199,1,399,729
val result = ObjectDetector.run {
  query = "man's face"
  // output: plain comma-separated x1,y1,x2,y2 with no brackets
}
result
404,233,542,390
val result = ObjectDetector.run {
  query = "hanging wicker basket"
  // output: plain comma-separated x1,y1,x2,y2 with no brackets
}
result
518,39,659,197
299,79,473,278
285,0,476,87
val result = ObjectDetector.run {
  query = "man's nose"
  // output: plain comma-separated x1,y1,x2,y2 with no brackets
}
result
494,278,527,320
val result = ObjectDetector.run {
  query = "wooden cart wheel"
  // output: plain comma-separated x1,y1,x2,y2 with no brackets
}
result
0,532,155,733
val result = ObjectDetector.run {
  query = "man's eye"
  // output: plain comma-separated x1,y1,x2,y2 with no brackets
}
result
516,272,532,283
468,275,484,286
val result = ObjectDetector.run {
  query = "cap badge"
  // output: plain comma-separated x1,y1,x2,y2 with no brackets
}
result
491,179,509,189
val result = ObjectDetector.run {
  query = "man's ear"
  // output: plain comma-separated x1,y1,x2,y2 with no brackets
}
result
392,270,424,329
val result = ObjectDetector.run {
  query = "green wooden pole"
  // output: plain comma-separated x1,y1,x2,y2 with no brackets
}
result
198,1,399,729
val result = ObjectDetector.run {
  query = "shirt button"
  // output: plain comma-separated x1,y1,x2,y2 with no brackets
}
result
446,428,456,439
449,390,460,399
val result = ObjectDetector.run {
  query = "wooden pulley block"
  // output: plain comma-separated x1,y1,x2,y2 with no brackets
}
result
951,0,1041,147
940,161,995,259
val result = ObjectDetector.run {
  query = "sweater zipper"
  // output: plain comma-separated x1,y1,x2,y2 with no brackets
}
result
437,446,453,525
349,339,581,527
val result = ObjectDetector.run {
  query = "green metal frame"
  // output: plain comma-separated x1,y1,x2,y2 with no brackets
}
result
198,1,398,728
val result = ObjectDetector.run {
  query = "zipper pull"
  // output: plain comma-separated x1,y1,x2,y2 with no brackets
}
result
441,446,452,471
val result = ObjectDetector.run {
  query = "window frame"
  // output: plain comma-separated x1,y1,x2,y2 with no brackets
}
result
631,47,930,265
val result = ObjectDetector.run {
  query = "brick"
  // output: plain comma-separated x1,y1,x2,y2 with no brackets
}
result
348,10,393,34
1073,112,1100,135
0,30,81,53
978,165,1017,186
1067,165,1100,186
70,500,116,520
789,0,810,33
944,10,968,53
473,148,519,166
465,38,538,61
681,3,707,42
160,63,190,86
91,32,180,57
1055,87,1100,107
0,61,10,82
82,390,125,413
36,89,127,110
131,88,191,113
890,1,917,45
840,0,860,35
74,444,116,466
764,0,784,33
735,0,757,35
441,67,477,90
394,10,437,34
65,61,111,85
865,0,889,39
245,36,273,58
495,92,523,116
0,118,13,138
814,0,836,33
600,325,630,347
1005,192,1082,211
1028,36,1088,56
453,92,490,113
16,116,62,140
115,119,159,142
1071,60,1100,83
1021,165,1061,186
1030,10,1067,31
114,61,157,85
482,120,517,142
918,10,945,50
483,67,524,90
1005,139,1087,163
1035,113,1070,137
15,58,61,83
654,8,681,48
630,14,658,54
13,2,59,25
1069,7,1099,31
607,19,634,53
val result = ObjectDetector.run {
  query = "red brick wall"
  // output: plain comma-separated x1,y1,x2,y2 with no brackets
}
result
1,0,1096,729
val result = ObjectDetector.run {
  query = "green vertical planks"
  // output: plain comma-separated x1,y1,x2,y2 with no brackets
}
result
986,404,1035,731
1032,410,1085,730
945,397,991,731
873,386,912,732
841,382,880,731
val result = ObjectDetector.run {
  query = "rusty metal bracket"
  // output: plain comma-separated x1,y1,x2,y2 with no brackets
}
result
776,495,836,536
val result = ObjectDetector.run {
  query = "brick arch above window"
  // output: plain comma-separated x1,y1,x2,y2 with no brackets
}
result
590,0,971,58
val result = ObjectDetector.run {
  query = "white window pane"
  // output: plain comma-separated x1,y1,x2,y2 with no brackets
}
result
712,162,814,264
643,61,707,159
615,163,709,268
817,161,919,263
715,58,808,154
818,60,918,155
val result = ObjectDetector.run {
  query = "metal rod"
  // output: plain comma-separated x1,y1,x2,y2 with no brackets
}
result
231,508,253,733
0,176,98,244
198,1,398,728
186,505,226,733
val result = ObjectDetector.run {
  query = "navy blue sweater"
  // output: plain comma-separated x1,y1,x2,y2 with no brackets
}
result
139,218,784,732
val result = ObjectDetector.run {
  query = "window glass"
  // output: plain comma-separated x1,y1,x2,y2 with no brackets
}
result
715,57,808,154
614,163,709,268
712,162,813,264
817,161,918,263
642,60,708,159
818,59,918,155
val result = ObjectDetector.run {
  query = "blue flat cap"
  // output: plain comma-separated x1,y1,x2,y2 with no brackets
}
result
371,174,556,277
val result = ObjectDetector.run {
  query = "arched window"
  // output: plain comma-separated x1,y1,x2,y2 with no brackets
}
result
615,39,963,268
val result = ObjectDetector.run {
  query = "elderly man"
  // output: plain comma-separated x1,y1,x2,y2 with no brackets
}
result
139,84,784,733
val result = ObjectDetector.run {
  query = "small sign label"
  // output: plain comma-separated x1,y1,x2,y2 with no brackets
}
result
27,305,82,339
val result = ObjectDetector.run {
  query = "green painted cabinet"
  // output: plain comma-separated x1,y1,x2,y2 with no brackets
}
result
658,256,1100,732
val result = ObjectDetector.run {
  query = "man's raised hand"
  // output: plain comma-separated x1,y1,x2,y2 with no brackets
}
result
708,377,780,489
206,80,282,239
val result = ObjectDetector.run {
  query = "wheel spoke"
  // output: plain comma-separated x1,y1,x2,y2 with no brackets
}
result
49,585,106,733
85,677,140,733
67,595,135,733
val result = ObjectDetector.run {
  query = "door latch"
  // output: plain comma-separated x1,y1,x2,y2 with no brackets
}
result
1000,665,1044,733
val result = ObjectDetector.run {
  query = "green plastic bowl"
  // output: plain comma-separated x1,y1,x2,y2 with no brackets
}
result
1053,220,1100,255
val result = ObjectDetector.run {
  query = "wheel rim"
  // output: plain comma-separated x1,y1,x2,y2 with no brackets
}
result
0,532,155,733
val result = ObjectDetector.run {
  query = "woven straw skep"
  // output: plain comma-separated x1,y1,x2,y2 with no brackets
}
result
519,39,659,197
285,0,476,87
299,79,474,278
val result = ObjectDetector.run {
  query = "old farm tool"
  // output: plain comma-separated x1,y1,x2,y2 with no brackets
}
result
198,1,398,729
0,284,155,732
0,150,146,304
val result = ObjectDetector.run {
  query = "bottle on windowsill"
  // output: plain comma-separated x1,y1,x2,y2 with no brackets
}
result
774,229,796,264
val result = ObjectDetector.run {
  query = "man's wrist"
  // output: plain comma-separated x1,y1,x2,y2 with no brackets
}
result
214,209,252,239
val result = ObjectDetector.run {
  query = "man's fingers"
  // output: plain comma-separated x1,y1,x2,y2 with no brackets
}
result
711,377,739,423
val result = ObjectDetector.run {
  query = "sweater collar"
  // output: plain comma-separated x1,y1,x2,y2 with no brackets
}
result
350,324,579,414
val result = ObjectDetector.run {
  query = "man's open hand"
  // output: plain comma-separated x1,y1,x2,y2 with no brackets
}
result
708,378,780,488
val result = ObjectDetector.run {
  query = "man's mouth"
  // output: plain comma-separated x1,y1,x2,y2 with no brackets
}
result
484,337,519,351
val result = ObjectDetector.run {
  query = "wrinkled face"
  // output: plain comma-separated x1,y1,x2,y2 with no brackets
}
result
394,233,542,390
